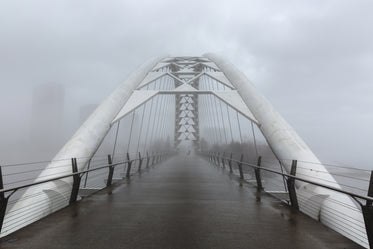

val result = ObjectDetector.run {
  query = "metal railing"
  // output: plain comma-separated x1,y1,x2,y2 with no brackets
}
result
201,151,373,249
0,151,175,237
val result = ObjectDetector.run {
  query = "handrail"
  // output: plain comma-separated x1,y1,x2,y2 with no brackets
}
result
203,150,373,248
0,150,176,237
0,152,171,195
202,151,373,203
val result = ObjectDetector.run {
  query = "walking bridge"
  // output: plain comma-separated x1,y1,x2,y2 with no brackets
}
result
0,55,372,248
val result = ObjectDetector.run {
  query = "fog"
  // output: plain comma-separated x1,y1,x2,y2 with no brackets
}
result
0,0,372,169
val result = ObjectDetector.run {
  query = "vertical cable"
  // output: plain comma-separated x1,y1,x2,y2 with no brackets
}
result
148,95,160,150
205,94,217,145
127,109,136,153
236,111,243,144
217,98,228,144
159,95,169,145
144,97,155,151
251,121,259,157
207,79,222,143
226,103,234,143
136,102,147,153
112,121,121,160
205,79,219,144
163,95,171,146
150,94,165,149
158,94,167,145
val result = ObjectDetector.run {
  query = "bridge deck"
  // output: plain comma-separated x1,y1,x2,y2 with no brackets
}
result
1,155,362,249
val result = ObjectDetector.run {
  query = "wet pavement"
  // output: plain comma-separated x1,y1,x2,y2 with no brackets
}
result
0,155,363,249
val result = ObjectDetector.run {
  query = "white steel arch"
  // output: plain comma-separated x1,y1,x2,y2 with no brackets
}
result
205,53,367,248
2,55,368,248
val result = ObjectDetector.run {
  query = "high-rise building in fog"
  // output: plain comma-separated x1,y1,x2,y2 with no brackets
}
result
30,83,65,153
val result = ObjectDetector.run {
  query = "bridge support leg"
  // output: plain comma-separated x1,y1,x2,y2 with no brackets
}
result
228,153,233,172
69,158,81,204
362,171,373,249
254,156,263,191
126,153,132,178
237,154,244,179
217,153,221,167
106,154,114,187
0,166,9,234
138,152,143,171
286,160,299,210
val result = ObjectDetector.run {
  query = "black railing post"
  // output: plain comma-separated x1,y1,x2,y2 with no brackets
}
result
69,158,81,204
0,166,9,234
126,153,132,178
217,153,221,167
146,152,150,168
106,154,114,187
254,156,263,191
228,153,233,172
221,152,225,168
138,152,143,171
362,170,373,249
287,160,299,210
83,158,91,188
238,154,244,179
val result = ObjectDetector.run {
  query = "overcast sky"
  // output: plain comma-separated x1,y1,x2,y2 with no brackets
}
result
0,0,372,168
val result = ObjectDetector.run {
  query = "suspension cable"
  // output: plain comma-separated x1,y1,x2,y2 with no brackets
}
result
143,97,155,152
217,98,228,144
112,120,121,160
136,103,147,153
150,94,165,149
207,79,222,143
236,111,243,144
226,103,234,143
205,94,217,145
126,109,136,153
251,121,259,157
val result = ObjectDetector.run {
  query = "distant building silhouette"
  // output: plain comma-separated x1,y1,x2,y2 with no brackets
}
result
30,83,65,153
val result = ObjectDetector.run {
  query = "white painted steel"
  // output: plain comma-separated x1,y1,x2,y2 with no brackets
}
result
3,55,368,247
152,62,170,71
112,90,159,124
205,72,234,88
1,56,164,237
201,62,220,71
174,83,198,92
137,71,167,89
205,53,368,248
212,90,258,125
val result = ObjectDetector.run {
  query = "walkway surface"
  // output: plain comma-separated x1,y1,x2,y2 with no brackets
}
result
0,155,363,249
